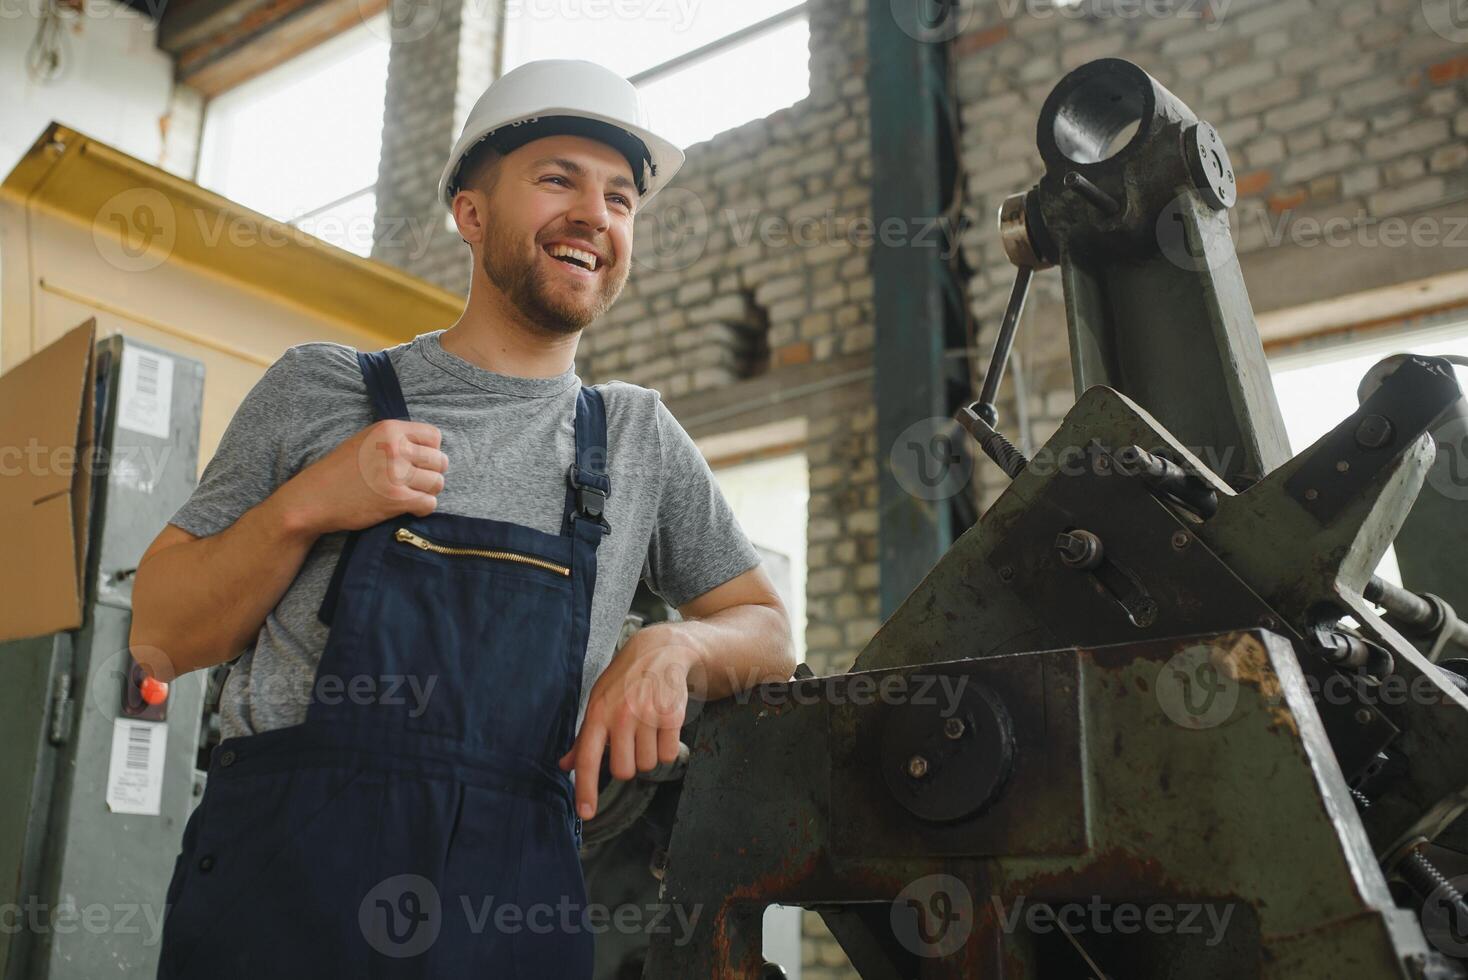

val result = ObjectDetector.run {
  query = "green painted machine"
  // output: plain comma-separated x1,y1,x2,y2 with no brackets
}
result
645,60,1468,978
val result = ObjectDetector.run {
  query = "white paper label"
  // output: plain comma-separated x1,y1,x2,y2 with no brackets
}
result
106,718,166,816
117,347,174,439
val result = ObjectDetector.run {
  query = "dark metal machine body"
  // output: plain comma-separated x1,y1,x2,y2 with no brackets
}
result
644,60,1468,978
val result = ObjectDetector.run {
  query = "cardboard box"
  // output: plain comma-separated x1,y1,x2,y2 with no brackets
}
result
0,319,96,642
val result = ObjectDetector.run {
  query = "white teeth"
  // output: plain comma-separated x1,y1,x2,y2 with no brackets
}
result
547,243,599,271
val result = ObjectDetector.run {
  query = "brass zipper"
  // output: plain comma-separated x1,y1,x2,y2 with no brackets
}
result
394,528,570,577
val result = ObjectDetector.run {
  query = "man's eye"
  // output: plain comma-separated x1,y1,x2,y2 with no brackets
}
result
542,175,570,186
610,196,631,209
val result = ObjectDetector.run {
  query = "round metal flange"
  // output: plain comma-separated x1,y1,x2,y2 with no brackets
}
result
998,191,1055,270
881,680,1015,823
1184,122,1236,210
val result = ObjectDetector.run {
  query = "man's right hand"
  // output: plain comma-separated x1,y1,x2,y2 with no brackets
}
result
280,420,449,536
133,418,448,678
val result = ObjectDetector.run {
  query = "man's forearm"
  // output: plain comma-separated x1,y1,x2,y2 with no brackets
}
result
130,490,320,679
666,603,796,701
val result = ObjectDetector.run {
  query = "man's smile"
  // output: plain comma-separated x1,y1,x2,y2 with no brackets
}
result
542,240,605,278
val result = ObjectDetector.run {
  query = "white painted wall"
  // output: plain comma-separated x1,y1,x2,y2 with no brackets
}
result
1,0,176,180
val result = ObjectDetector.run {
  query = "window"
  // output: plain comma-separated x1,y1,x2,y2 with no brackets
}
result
1270,319,1468,585
501,1,810,149
710,451,809,664
196,15,390,257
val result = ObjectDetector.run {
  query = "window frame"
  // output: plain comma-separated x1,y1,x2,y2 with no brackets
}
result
624,3,809,89
195,12,389,249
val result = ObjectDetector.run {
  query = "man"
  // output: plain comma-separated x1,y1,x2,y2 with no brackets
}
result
134,59,795,978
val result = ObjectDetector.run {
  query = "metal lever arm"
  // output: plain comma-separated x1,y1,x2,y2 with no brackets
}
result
973,264,1033,428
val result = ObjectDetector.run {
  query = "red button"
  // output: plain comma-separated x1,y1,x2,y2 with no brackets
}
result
140,676,168,705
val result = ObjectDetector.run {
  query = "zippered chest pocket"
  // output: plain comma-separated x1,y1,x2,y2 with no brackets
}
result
393,528,571,578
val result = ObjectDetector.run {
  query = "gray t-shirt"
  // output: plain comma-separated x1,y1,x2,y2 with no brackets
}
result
168,329,761,742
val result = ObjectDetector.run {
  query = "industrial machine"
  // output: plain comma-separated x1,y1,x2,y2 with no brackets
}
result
644,59,1468,978
0,330,207,980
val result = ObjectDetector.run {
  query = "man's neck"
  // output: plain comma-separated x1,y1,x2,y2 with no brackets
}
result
440,294,579,379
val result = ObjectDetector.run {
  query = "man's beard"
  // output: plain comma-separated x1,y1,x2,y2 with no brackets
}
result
481,223,624,335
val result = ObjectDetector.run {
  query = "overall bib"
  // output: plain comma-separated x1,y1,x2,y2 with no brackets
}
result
157,349,609,979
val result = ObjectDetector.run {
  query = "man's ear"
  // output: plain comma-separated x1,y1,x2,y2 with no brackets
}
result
451,191,485,247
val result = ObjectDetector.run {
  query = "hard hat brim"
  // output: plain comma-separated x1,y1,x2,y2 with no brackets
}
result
438,108,684,212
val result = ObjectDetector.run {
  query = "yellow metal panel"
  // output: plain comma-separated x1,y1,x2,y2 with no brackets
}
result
0,122,463,467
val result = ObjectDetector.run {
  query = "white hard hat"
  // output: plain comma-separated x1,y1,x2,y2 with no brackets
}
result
437,59,685,211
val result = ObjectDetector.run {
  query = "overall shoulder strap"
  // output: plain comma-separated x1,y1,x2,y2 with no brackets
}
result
317,349,410,627
356,349,412,422
563,385,610,539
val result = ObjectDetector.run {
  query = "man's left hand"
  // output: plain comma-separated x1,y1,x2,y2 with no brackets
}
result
557,623,703,820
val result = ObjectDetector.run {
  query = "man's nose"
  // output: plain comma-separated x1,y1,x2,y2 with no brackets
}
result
566,187,610,232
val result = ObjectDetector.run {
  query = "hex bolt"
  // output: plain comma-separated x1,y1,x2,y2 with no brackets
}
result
1305,488,1319,501
1171,530,1190,551
944,717,966,740
998,565,1015,583
1355,708,1373,724
1355,415,1394,450
1055,529,1104,570
907,755,930,779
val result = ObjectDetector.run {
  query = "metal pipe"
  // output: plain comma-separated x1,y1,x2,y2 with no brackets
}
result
1366,576,1468,652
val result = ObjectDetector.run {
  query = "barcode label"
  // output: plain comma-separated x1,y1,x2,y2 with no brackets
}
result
125,724,152,770
117,346,174,440
135,353,159,397
106,718,166,816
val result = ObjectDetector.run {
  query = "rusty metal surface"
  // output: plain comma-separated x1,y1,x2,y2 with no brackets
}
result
647,632,1439,978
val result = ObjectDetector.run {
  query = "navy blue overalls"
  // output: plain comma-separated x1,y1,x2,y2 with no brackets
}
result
157,349,609,979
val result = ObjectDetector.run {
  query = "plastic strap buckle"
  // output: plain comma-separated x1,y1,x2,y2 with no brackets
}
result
568,464,610,528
